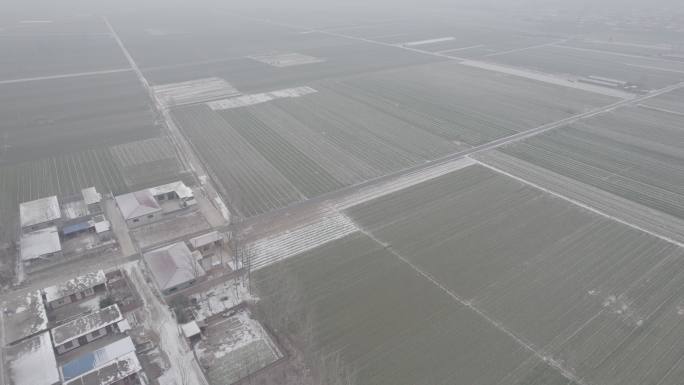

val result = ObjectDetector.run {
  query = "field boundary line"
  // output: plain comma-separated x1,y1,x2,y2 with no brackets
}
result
481,39,569,57
472,157,684,249
353,225,591,385
0,68,133,85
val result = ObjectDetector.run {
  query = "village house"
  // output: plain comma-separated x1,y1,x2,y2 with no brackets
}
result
60,336,142,385
144,242,206,295
50,304,124,354
6,331,60,385
42,270,107,310
115,180,196,228
187,231,225,270
60,187,109,239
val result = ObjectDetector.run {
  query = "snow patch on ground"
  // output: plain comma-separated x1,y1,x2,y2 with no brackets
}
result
207,86,317,110
246,212,358,270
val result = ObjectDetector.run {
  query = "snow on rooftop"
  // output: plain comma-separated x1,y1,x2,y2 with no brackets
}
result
61,337,135,381
43,270,106,303
62,200,90,220
94,220,111,234
51,304,123,347
7,331,60,385
20,226,62,261
3,290,48,344
188,231,222,249
148,180,193,199
64,351,141,385
81,187,102,205
19,195,61,228
114,190,162,220
181,321,201,338
143,242,205,292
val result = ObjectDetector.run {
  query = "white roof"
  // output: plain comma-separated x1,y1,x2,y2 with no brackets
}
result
19,196,61,228
144,242,206,292
188,231,222,249
81,187,102,205
20,227,62,261
149,180,194,199
115,190,161,220
43,270,106,303
181,321,201,338
94,220,111,234
7,331,60,385
51,304,123,347
3,290,48,344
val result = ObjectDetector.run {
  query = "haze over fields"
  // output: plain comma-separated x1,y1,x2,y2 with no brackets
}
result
0,1,683,385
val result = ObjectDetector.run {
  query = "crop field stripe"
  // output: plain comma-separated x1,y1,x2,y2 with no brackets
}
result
352,225,590,385
482,39,570,57
472,158,684,249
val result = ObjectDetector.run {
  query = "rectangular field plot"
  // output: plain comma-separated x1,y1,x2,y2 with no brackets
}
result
334,61,618,146
345,164,684,385
253,232,573,385
143,40,442,94
171,105,303,217
642,87,684,115
496,106,684,221
487,44,684,91
0,34,129,81
0,71,158,164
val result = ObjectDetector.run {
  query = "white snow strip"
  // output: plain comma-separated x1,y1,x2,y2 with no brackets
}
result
246,213,358,271
473,158,684,249
152,77,241,107
402,37,455,46
335,157,476,210
207,86,317,110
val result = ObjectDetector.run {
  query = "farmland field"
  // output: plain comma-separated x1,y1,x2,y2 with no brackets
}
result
0,70,159,164
0,34,129,81
253,232,576,385
252,164,684,385
496,106,684,221
344,165,684,385
173,61,617,217
486,44,684,91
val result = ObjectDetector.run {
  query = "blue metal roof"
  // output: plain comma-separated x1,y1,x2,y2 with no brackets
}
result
62,221,92,236
60,337,135,380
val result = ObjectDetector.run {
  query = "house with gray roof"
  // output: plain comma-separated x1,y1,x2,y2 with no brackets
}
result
144,242,206,295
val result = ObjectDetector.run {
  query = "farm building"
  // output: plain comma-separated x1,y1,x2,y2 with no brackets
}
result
19,196,62,232
81,187,103,215
43,270,107,310
51,304,124,354
115,181,196,228
6,331,60,385
144,242,206,295
3,290,48,345
20,226,62,264
61,187,105,238
60,336,142,385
